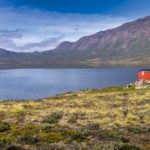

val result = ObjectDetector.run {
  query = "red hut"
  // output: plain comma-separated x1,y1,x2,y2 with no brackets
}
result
137,69,150,80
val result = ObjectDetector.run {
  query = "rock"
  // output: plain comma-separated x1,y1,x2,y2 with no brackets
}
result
135,80,148,89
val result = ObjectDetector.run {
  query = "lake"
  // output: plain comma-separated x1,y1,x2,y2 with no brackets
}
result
0,68,140,100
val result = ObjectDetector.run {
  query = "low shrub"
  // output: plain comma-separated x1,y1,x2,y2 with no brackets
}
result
67,116,77,124
0,139,9,148
42,111,63,124
93,142,116,150
19,134,40,144
117,144,142,150
128,125,149,134
85,123,100,130
120,137,130,143
0,122,10,132
71,131,86,142
5,145,25,150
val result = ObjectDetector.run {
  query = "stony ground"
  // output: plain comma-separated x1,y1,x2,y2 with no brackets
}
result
0,85,150,150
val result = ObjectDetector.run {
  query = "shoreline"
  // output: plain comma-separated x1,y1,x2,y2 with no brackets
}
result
0,85,130,101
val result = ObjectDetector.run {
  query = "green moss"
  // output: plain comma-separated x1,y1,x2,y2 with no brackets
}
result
39,132,63,143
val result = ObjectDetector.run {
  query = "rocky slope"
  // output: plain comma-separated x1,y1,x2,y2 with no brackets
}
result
52,16,150,66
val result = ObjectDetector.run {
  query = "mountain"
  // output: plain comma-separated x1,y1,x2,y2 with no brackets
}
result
52,15,150,66
0,16,150,68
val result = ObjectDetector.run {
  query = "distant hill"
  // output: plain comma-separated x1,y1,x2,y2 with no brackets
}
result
0,16,150,68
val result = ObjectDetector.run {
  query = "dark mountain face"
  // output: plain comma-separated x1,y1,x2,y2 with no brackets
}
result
0,16,150,68
0,48,16,57
54,16,150,58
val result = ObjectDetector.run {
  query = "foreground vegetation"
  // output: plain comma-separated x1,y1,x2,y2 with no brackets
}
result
0,85,150,150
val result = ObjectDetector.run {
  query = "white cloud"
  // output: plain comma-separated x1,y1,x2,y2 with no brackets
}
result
0,6,130,52
0,29,22,38
15,35,64,51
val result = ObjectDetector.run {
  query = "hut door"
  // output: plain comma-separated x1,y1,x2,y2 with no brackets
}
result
142,71,145,79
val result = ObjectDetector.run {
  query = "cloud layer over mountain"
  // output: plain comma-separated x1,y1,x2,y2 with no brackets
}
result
0,6,129,52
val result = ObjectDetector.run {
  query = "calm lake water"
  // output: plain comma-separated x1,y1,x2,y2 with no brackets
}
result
0,68,141,100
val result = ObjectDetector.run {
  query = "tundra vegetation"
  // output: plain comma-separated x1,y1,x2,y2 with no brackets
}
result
0,84,149,150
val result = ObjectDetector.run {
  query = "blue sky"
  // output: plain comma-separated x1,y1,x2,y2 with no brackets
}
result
0,0,150,52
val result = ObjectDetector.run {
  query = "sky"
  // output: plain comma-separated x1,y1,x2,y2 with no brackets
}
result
0,0,150,52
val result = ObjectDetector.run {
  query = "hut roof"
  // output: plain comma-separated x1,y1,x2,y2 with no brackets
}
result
138,69,150,72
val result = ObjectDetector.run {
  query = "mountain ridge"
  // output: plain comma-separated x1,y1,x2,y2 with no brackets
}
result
0,15,150,68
